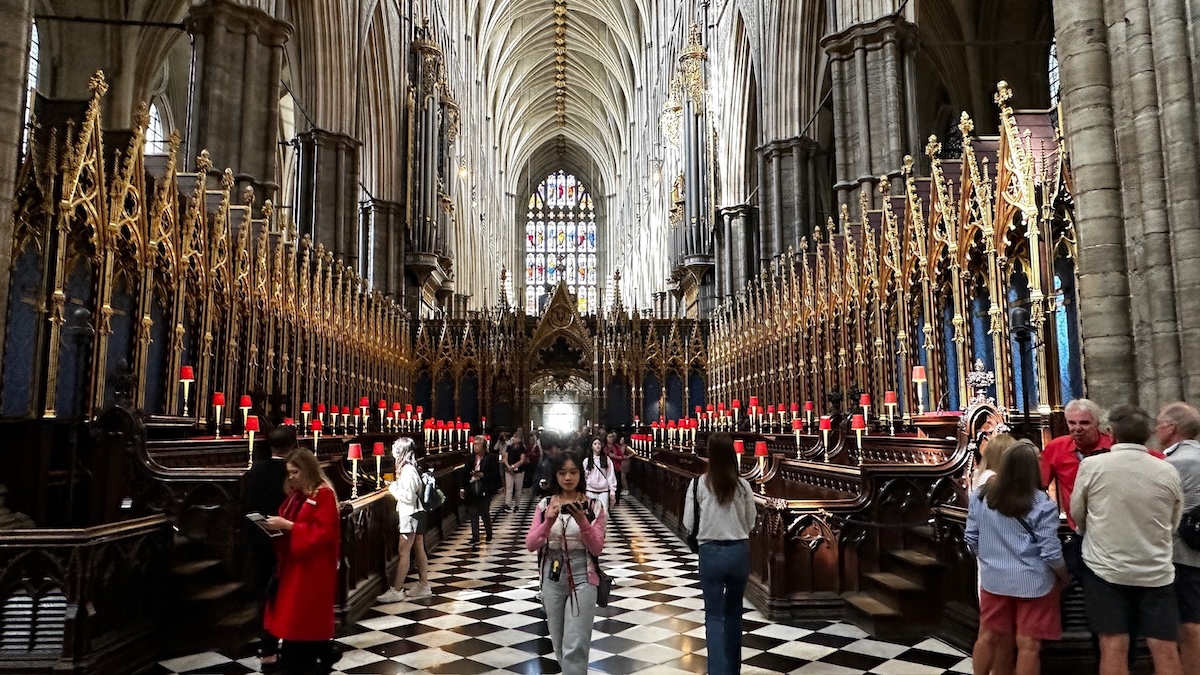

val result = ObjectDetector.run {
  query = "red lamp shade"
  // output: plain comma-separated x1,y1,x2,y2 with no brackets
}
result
912,365,927,382
239,394,252,408
317,403,326,414
667,420,677,429
749,396,759,408
360,396,370,407
354,406,363,417
456,421,464,429
754,441,769,457
792,418,803,430
373,442,386,456
245,415,260,432
179,365,194,381
695,406,702,414
804,400,815,412
330,405,340,414
416,406,424,414
347,443,362,460
767,405,776,415
301,402,312,413
212,392,225,407
424,419,433,428
718,402,726,411
790,402,800,412
734,440,746,455
731,399,741,409
392,402,401,411
311,419,323,432
405,403,413,412
284,417,295,425
378,399,387,410
819,415,832,431
706,404,715,412
851,414,867,430
884,390,899,405
859,393,872,406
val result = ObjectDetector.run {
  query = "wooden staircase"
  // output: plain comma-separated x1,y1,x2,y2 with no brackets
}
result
844,524,947,640
167,534,258,657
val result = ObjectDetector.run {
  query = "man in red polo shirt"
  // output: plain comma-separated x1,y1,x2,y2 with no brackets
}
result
1041,399,1114,530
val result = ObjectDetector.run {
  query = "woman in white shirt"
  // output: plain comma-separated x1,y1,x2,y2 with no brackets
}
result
378,438,431,603
525,450,606,675
582,437,617,510
683,433,757,675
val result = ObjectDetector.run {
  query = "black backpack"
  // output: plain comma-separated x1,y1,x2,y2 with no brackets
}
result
1181,504,1200,550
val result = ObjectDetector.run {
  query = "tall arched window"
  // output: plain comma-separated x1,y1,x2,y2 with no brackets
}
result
1048,40,1060,104
524,170,598,314
22,21,38,153
146,102,167,154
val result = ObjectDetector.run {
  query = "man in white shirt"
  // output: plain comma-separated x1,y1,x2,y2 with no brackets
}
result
1072,404,1183,675
1161,402,1200,675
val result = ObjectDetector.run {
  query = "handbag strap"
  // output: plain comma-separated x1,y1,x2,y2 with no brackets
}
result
1016,515,1036,539
690,477,701,536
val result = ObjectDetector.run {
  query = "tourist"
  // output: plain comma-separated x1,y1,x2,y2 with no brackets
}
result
973,432,1017,491
460,435,499,546
604,432,626,505
525,450,607,675
1160,402,1200,675
501,432,527,512
967,440,1070,675
1073,404,1183,675
582,437,616,511
377,438,431,603
262,449,341,675
684,432,757,675
243,421,295,673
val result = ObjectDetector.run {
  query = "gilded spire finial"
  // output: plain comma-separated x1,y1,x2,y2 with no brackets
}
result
88,71,109,97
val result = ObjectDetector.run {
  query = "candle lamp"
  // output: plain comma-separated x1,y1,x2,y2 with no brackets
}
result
695,406,702,429
851,414,867,465
884,390,898,435
347,442,362,499
317,403,326,428
359,397,370,432
392,402,401,432
353,406,363,433
239,394,252,425
859,393,871,436
819,415,832,463
912,365,927,415
300,402,312,435
731,399,741,428
754,440,769,490
212,392,225,439
804,400,814,429
416,405,424,428
330,405,340,434
405,404,414,431
378,400,387,430
766,405,775,433
244,414,259,468
734,439,746,460
311,418,322,450
179,366,195,416
373,441,386,489
792,418,803,456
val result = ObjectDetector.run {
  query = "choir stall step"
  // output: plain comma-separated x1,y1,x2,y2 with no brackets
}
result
843,592,905,639
190,581,245,604
884,548,945,591
863,572,939,624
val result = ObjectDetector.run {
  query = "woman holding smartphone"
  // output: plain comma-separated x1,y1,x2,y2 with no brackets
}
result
525,450,607,675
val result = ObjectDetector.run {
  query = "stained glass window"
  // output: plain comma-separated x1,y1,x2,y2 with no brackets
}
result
22,21,38,154
525,170,598,314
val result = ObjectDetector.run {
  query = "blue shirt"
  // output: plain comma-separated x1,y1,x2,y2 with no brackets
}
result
966,489,1063,598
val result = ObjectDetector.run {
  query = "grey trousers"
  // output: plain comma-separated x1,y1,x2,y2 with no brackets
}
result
541,551,597,675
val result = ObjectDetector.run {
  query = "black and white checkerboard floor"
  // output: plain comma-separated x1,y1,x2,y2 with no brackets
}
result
151,492,973,674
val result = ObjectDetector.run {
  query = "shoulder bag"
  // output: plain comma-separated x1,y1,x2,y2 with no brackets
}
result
686,477,701,553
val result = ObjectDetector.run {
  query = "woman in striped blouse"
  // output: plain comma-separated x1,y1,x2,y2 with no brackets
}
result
966,440,1071,675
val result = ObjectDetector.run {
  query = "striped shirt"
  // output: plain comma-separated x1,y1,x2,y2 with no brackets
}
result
966,489,1064,598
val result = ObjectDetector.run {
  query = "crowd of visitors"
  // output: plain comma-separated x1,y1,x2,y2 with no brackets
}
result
967,399,1200,675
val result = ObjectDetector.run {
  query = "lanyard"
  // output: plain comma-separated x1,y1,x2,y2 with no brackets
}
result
558,505,581,615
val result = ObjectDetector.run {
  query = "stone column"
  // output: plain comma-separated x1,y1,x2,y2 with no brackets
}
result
823,16,919,214
185,0,291,207
761,136,820,259
0,0,31,373
362,199,403,295
1052,0,1138,407
294,130,362,271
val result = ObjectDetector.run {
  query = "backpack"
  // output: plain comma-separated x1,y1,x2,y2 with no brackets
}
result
420,470,445,511
1181,504,1200,550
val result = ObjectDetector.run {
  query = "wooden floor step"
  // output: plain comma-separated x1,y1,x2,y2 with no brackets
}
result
843,592,901,618
191,582,243,603
171,559,222,578
865,571,922,593
888,549,943,568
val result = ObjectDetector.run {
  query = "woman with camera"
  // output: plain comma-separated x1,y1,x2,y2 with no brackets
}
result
377,438,432,603
525,450,607,675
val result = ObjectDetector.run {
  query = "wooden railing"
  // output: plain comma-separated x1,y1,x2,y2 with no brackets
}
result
0,515,173,675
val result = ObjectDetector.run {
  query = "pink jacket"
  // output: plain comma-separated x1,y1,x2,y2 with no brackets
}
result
525,497,607,586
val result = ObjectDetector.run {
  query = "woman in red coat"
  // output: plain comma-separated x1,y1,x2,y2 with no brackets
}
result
263,449,341,675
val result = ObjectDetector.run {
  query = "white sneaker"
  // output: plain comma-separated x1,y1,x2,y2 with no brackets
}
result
408,583,432,599
376,587,406,604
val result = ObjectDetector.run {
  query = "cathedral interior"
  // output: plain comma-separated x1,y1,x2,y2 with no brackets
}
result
0,0,1196,673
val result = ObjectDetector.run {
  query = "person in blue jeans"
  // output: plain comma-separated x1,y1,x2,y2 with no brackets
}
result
684,432,758,675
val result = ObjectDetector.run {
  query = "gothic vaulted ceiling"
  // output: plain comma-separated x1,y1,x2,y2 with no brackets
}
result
469,0,648,194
